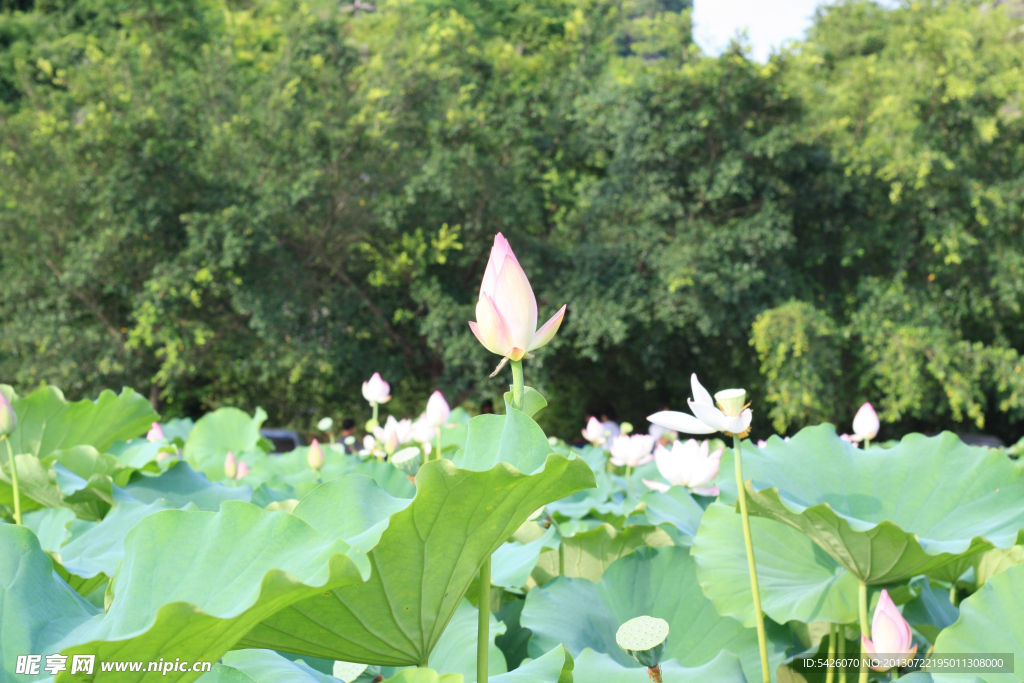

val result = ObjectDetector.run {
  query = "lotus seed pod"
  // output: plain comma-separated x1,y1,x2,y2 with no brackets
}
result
391,446,421,476
714,388,747,417
318,416,334,432
615,615,669,669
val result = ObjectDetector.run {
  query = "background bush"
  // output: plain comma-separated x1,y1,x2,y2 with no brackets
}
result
2,0,1024,442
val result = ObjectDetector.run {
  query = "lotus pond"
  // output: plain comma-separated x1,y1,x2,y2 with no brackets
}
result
3,235,1024,683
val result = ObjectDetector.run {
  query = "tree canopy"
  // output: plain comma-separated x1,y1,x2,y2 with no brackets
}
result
2,0,1023,442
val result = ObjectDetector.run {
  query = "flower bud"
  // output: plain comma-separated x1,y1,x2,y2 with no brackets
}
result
852,402,880,442
308,438,325,471
425,391,450,427
0,392,16,437
714,388,747,417
236,461,249,479
146,422,164,443
361,372,391,406
224,451,238,479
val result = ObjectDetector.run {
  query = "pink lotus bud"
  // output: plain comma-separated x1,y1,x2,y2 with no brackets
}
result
224,451,238,479
861,589,917,670
0,392,16,437
852,402,880,442
756,439,768,448
361,372,392,405
236,460,249,479
308,438,325,470
468,233,567,368
608,434,657,468
651,439,723,496
147,422,165,442
425,391,450,427
582,416,606,446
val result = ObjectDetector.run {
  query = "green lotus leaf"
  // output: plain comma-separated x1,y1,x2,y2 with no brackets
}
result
531,523,673,586
490,645,573,683
2,386,157,459
240,450,594,667
929,564,1024,683
692,502,860,626
0,525,101,682
183,407,269,480
640,486,706,544
121,460,252,510
49,501,369,683
572,648,747,683
382,671,463,683
1,453,59,514
22,506,78,551
545,471,635,520
521,546,790,683
197,649,338,683
491,525,560,591
974,544,1024,587
736,426,1024,583
901,577,958,644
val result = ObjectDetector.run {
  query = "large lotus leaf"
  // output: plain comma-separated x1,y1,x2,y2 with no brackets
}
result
197,649,337,683
521,546,790,683
378,646,572,683
22,506,78,552
928,564,1024,682
640,486,706,543
0,525,101,682
2,386,157,458
901,577,958,644
1,453,59,515
693,502,860,626
49,501,369,683
120,460,252,510
572,648,747,683
491,525,560,591
545,470,634,519
183,407,269,480
974,544,1024,586
736,426,1024,583
242,446,414,501
531,523,673,586
240,451,594,667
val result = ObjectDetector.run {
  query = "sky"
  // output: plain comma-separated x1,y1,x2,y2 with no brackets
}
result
691,0,828,62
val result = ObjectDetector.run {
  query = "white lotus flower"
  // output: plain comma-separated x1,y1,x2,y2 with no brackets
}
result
608,434,656,468
425,390,450,427
411,414,438,444
648,374,752,437
373,415,413,454
582,416,607,446
851,402,879,442
642,439,722,496
361,372,392,405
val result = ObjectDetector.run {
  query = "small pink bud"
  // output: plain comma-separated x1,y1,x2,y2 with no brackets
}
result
308,438,325,470
361,372,392,405
582,417,606,445
236,460,249,479
852,402,880,442
147,422,165,442
425,391,450,427
861,589,917,671
0,392,15,437
224,451,238,479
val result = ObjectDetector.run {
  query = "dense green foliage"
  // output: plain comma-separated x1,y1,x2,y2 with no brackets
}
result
3,0,1024,441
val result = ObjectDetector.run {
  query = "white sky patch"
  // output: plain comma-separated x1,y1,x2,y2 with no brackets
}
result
691,0,828,62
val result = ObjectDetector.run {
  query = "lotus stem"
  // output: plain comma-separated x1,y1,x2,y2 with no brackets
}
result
949,585,957,606
625,464,635,496
647,664,663,682
477,554,491,683
372,401,379,426
734,435,770,683
4,437,19,525
892,671,899,680
510,360,524,411
434,430,441,462
838,624,847,683
859,581,870,683
826,622,836,683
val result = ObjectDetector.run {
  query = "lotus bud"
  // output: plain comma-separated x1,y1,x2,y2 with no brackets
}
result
236,460,249,479
582,417,606,445
224,451,238,479
616,615,669,681
308,438,325,471
361,372,391,406
468,233,567,375
861,589,917,671
317,416,334,432
0,392,16,437
714,388,747,417
852,402,879,442
425,390,450,427
146,421,164,443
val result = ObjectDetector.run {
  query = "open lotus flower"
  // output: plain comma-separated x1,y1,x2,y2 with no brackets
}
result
0,392,16,436
648,374,752,438
373,415,413,454
146,422,164,443
425,390,450,427
362,372,392,405
236,461,249,479
361,434,377,455
642,439,723,496
609,434,657,468
861,589,917,671
411,414,438,444
582,416,607,446
308,438,325,470
224,451,238,479
851,402,879,442
469,233,567,375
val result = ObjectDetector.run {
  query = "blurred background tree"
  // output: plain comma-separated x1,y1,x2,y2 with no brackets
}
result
2,0,1023,442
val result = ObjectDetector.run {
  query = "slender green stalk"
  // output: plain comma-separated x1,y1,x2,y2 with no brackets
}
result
838,624,847,683
865,438,871,450
4,438,19,525
859,581,870,683
826,623,837,683
434,429,442,462
892,670,899,680
372,402,379,426
734,435,770,683
625,464,635,496
477,555,491,683
510,360,524,410
949,585,957,606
